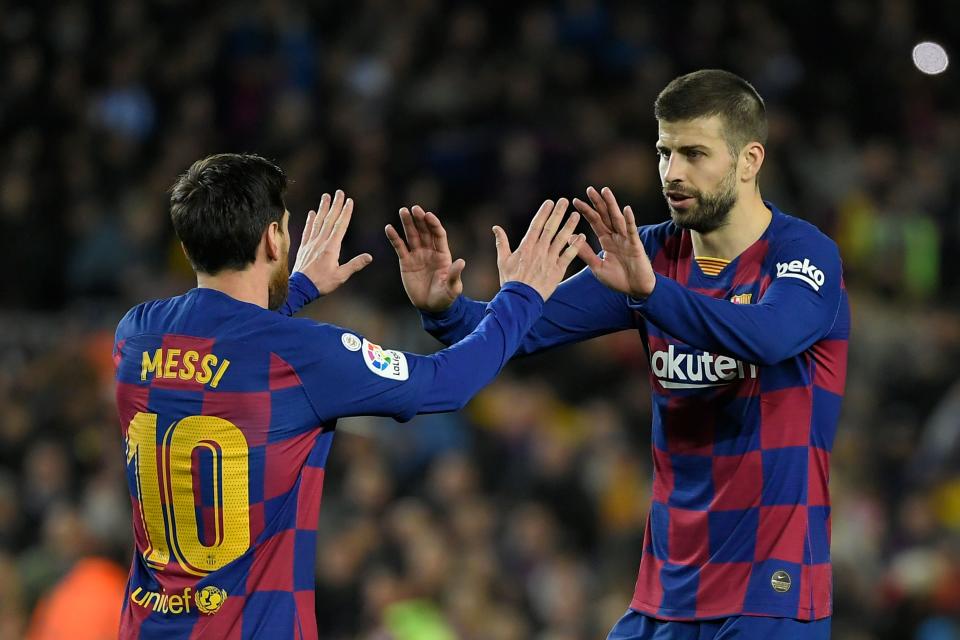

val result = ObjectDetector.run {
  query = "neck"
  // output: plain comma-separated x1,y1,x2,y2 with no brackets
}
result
196,267,269,309
690,189,771,260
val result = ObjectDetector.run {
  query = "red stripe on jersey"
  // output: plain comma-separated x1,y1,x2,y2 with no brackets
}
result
798,563,832,619
651,447,674,504
696,562,751,617
755,506,807,564
811,339,847,395
270,353,303,390
247,530,296,592
189,595,245,640
264,431,315,501
807,447,830,507
201,392,271,448
667,508,710,565
153,335,216,391
711,451,763,510
760,386,813,449
296,466,325,530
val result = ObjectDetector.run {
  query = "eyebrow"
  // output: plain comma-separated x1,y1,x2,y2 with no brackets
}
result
656,143,710,153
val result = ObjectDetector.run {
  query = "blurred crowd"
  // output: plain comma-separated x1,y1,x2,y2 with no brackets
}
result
2,1,960,638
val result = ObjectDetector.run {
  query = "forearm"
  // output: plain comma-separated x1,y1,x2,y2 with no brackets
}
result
414,282,544,413
277,272,321,316
421,267,635,356
629,274,838,366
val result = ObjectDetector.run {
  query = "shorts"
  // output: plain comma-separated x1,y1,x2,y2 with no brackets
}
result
606,609,831,640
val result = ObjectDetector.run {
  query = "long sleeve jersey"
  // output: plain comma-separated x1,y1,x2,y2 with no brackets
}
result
422,203,850,620
113,274,543,639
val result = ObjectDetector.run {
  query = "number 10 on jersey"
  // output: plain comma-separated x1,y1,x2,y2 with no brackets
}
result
126,412,250,575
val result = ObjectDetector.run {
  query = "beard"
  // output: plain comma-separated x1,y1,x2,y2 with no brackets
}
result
267,260,290,311
665,167,738,234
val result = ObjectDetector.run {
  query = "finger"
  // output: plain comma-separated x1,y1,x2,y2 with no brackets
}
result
576,198,614,242
623,205,639,235
601,187,628,236
549,210,580,257
317,191,341,239
337,253,374,282
586,186,613,231
411,206,432,249
384,224,409,259
539,198,569,243
492,225,512,264
572,198,607,232
399,207,421,250
447,258,466,288
317,193,332,219
321,189,346,237
424,211,452,257
302,210,316,248
573,235,603,269
559,234,587,269
329,197,354,244
521,200,554,245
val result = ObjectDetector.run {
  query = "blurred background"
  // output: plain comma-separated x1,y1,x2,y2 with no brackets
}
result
1,1,959,638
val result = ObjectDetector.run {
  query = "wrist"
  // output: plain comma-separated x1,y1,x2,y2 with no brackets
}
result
420,294,463,319
630,274,658,300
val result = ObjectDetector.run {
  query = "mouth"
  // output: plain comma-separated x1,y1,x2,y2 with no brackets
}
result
665,192,696,209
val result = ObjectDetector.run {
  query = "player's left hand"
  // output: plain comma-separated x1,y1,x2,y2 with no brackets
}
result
293,190,373,295
572,186,657,298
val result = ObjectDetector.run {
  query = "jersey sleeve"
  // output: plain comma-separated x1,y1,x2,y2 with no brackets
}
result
628,230,843,366
276,272,321,317
420,265,635,354
295,281,545,423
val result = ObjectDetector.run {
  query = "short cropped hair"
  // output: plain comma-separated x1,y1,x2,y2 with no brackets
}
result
654,69,767,156
169,153,287,274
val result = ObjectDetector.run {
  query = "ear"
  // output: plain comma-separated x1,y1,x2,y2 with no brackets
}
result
264,220,284,262
740,142,765,183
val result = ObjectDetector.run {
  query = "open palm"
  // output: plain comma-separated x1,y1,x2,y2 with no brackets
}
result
572,186,657,298
385,206,465,313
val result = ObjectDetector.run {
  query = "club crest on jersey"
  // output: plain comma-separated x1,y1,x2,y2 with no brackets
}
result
650,344,758,389
362,339,409,381
775,258,825,291
730,293,752,305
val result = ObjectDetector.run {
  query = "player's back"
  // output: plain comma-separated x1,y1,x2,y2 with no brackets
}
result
114,287,334,640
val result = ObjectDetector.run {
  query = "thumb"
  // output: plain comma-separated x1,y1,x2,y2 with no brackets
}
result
338,253,373,281
447,258,466,287
492,226,511,264
574,235,602,269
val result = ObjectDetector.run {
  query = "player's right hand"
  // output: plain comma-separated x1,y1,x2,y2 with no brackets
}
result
493,199,585,302
293,190,373,295
385,205,465,313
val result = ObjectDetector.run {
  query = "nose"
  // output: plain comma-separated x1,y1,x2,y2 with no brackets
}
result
661,154,685,186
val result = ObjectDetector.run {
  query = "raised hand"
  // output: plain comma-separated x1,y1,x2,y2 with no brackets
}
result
572,186,657,298
385,206,465,313
293,190,373,295
493,198,585,301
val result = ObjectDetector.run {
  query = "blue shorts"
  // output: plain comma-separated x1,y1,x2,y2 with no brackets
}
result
606,609,831,640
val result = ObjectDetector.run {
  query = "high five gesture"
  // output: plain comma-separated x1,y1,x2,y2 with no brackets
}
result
572,186,657,298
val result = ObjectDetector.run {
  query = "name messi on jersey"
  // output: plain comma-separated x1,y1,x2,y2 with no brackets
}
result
650,344,757,389
140,348,230,388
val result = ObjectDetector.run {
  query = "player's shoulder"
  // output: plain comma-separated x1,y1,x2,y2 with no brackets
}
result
768,202,838,252
115,295,185,343
637,219,682,252
270,316,365,360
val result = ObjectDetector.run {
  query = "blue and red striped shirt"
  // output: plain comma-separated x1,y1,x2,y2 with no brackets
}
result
113,275,544,639
422,203,849,620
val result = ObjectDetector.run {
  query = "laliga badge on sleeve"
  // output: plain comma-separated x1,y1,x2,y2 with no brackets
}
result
341,333,362,352
361,339,409,381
